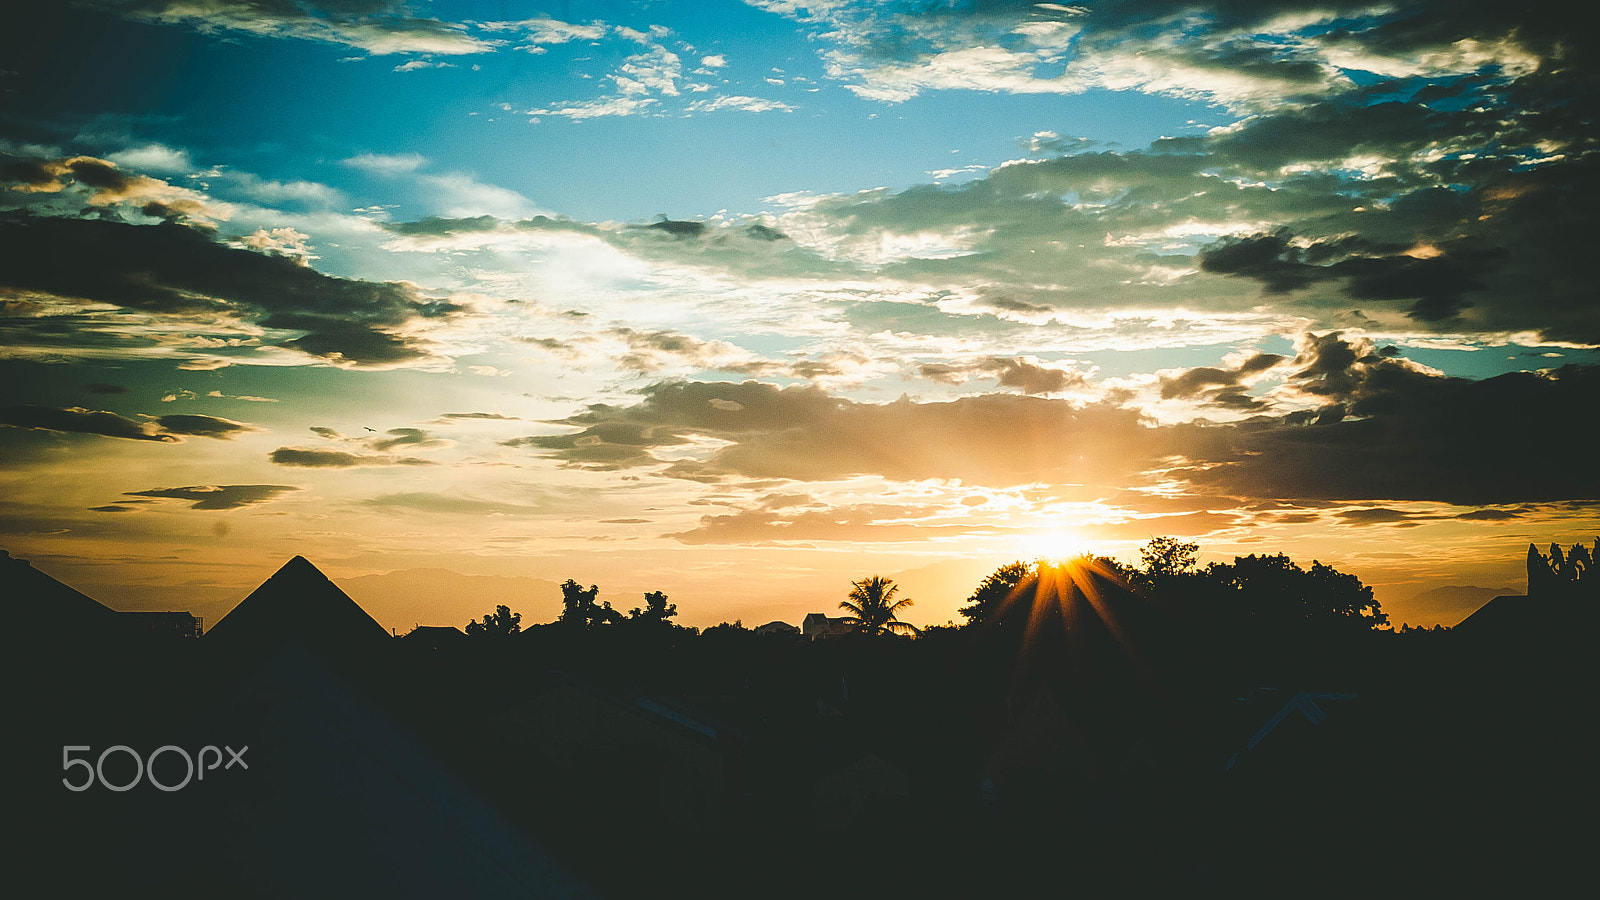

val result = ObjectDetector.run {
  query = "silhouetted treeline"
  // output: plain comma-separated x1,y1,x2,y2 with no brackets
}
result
8,539,1593,898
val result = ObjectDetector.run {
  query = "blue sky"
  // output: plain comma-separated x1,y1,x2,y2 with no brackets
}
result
2,0,1596,630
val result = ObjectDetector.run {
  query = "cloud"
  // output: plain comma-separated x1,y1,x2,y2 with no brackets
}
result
86,383,128,394
1159,352,1287,410
106,143,193,174
0,214,456,366
153,414,258,440
525,96,660,120
513,346,1600,505
358,492,546,515
606,327,778,375
434,412,523,422
343,152,428,175
0,404,175,442
98,0,491,56
393,58,456,72
1174,354,1600,505
1197,228,1501,325
122,484,300,510
479,16,608,48
1334,507,1418,525
512,379,1155,485
367,427,444,451
754,0,1557,112
1455,508,1522,522
917,357,1091,395
269,447,437,467
685,95,795,114
415,172,542,219
1,154,219,223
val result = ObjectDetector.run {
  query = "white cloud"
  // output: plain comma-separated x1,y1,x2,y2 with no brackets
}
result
106,143,193,174
417,173,543,220
393,58,457,72
685,95,795,114
343,152,429,176
479,17,609,47
526,96,661,120
117,1,492,56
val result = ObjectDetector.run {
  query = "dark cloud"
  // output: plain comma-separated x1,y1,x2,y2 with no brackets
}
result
0,404,175,442
1197,229,1500,324
123,484,299,510
269,447,436,467
1456,509,1522,521
513,380,1156,485
435,412,522,422
1334,507,1416,525
1177,358,1600,505
91,1,489,56
916,357,1089,394
645,218,707,238
367,427,442,451
517,342,1600,505
1159,353,1286,410
982,358,1087,395
154,414,256,440
0,214,451,366
86,383,128,394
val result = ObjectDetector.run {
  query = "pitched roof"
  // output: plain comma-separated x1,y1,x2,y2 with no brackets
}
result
205,555,390,652
1,548,120,635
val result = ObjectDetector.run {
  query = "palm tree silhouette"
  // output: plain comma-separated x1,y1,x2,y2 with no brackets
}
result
840,575,919,636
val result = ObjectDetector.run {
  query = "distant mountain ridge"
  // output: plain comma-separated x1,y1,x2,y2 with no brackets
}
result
1398,584,1520,627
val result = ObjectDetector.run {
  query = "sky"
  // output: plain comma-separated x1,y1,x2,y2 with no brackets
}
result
2,0,1596,632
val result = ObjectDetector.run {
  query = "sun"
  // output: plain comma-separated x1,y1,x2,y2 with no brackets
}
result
1016,528,1090,564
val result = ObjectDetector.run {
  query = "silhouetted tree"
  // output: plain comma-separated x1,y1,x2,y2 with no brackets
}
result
627,590,678,626
1201,553,1387,634
700,619,747,639
465,604,521,637
1141,536,1198,578
959,561,1030,627
840,575,918,636
558,580,619,627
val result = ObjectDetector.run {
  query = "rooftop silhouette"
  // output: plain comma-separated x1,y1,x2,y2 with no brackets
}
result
204,554,391,655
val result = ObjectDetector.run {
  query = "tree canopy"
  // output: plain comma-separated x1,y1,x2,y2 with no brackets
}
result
465,604,521,637
558,579,620,628
840,575,918,636
627,590,678,627
958,561,1031,627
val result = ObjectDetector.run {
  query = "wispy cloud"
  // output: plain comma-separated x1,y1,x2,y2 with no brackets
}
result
98,0,492,56
122,484,300,510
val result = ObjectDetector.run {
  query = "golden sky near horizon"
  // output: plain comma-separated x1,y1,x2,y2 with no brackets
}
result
3,1,1596,630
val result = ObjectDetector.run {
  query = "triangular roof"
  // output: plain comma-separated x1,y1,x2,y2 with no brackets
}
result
1,548,120,636
205,555,390,652
1453,593,1533,636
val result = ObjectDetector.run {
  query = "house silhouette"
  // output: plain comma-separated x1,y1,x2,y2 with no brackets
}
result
1,548,199,643
2,547,120,638
205,555,390,657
